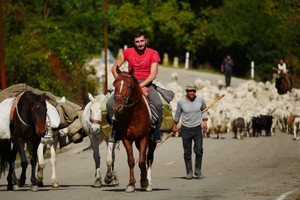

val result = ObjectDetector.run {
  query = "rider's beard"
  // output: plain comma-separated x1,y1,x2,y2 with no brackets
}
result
134,45,146,55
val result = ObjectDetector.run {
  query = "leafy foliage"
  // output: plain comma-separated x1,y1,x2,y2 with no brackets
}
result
206,0,300,81
2,0,300,103
3,0,104,103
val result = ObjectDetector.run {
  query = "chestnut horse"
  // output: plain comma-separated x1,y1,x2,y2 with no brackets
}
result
113,69,156,192
0,91,47,191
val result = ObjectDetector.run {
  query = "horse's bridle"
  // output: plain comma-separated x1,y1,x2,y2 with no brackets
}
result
114,73,138,108
16,102,51,136
16,101,31,127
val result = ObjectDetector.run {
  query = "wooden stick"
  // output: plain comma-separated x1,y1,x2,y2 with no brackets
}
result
201,94,225,113
157,94,225,147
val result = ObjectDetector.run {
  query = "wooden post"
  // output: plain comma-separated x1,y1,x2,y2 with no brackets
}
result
103,0,108,94
0,1,6,89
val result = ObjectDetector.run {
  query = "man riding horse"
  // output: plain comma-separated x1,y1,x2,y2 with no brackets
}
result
106,30,163,143
274,58,292,94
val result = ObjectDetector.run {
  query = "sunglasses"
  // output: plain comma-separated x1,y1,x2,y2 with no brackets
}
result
186,90,196,92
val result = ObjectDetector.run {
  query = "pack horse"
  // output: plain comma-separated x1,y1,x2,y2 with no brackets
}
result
0,91,48,191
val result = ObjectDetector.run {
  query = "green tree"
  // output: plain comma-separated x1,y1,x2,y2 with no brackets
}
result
107,0,206,64
3,0,104,103
3,0,300,101
206,0,300,81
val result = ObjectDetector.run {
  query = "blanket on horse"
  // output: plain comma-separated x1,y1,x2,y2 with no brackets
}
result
0,83,83,142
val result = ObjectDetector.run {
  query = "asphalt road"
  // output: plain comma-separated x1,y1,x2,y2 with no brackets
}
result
155,65,245,88
0,66,299,200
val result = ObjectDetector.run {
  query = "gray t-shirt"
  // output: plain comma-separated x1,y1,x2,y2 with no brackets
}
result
174,96,208,128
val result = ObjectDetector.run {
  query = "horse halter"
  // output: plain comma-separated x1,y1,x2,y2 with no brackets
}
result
89,117,101,125
16,103,31,127
114,73,138,108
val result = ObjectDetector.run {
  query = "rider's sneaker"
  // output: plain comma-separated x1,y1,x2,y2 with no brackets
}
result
155,139,162,143
194,174,205,179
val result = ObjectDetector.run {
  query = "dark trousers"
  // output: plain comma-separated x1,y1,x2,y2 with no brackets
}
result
180,125,203,161
225,70,232,87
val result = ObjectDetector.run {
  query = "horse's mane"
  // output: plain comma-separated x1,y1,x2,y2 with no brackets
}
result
23,91,47,105
119,71,143,101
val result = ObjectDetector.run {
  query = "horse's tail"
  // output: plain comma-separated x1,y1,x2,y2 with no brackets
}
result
0,139,10,177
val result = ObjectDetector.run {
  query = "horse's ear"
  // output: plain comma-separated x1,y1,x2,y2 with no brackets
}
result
59,96,66,103
88,93,95,102
129,68,134,76
41,93,47,101
116,66,121,74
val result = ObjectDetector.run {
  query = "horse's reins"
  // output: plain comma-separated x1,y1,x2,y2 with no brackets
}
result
115,73,139,108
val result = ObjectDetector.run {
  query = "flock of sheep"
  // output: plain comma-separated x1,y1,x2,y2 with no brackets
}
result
85,57,300,141
154,72,300,140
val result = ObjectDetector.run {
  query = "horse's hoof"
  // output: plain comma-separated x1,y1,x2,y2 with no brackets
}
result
94,180,102,188
140,179,149,189
17,179,25,187
125,185,135,193
111,179,119,186
37,182,44,187
7,185,13,191
146,185,153,192
13,185,20,191
104,176,112,184
31,185,39,192
52,181,59,188
7,184,19,191
36,179,44,187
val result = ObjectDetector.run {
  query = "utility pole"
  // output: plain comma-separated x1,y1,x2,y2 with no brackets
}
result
103,0,108,94
0,0,6,89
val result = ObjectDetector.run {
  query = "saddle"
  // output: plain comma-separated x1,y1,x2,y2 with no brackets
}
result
100,88,174,138
142,85,175,130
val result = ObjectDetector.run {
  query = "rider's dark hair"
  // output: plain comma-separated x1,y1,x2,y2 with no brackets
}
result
132,30,147,40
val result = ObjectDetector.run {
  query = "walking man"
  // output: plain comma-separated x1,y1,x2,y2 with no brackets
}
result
221,55,234,87
172,83,208,179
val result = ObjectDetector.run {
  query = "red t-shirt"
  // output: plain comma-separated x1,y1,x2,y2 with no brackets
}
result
123,47,161,80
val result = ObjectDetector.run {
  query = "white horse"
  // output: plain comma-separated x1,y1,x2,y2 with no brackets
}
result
36,98,67,188
81,93,119,188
